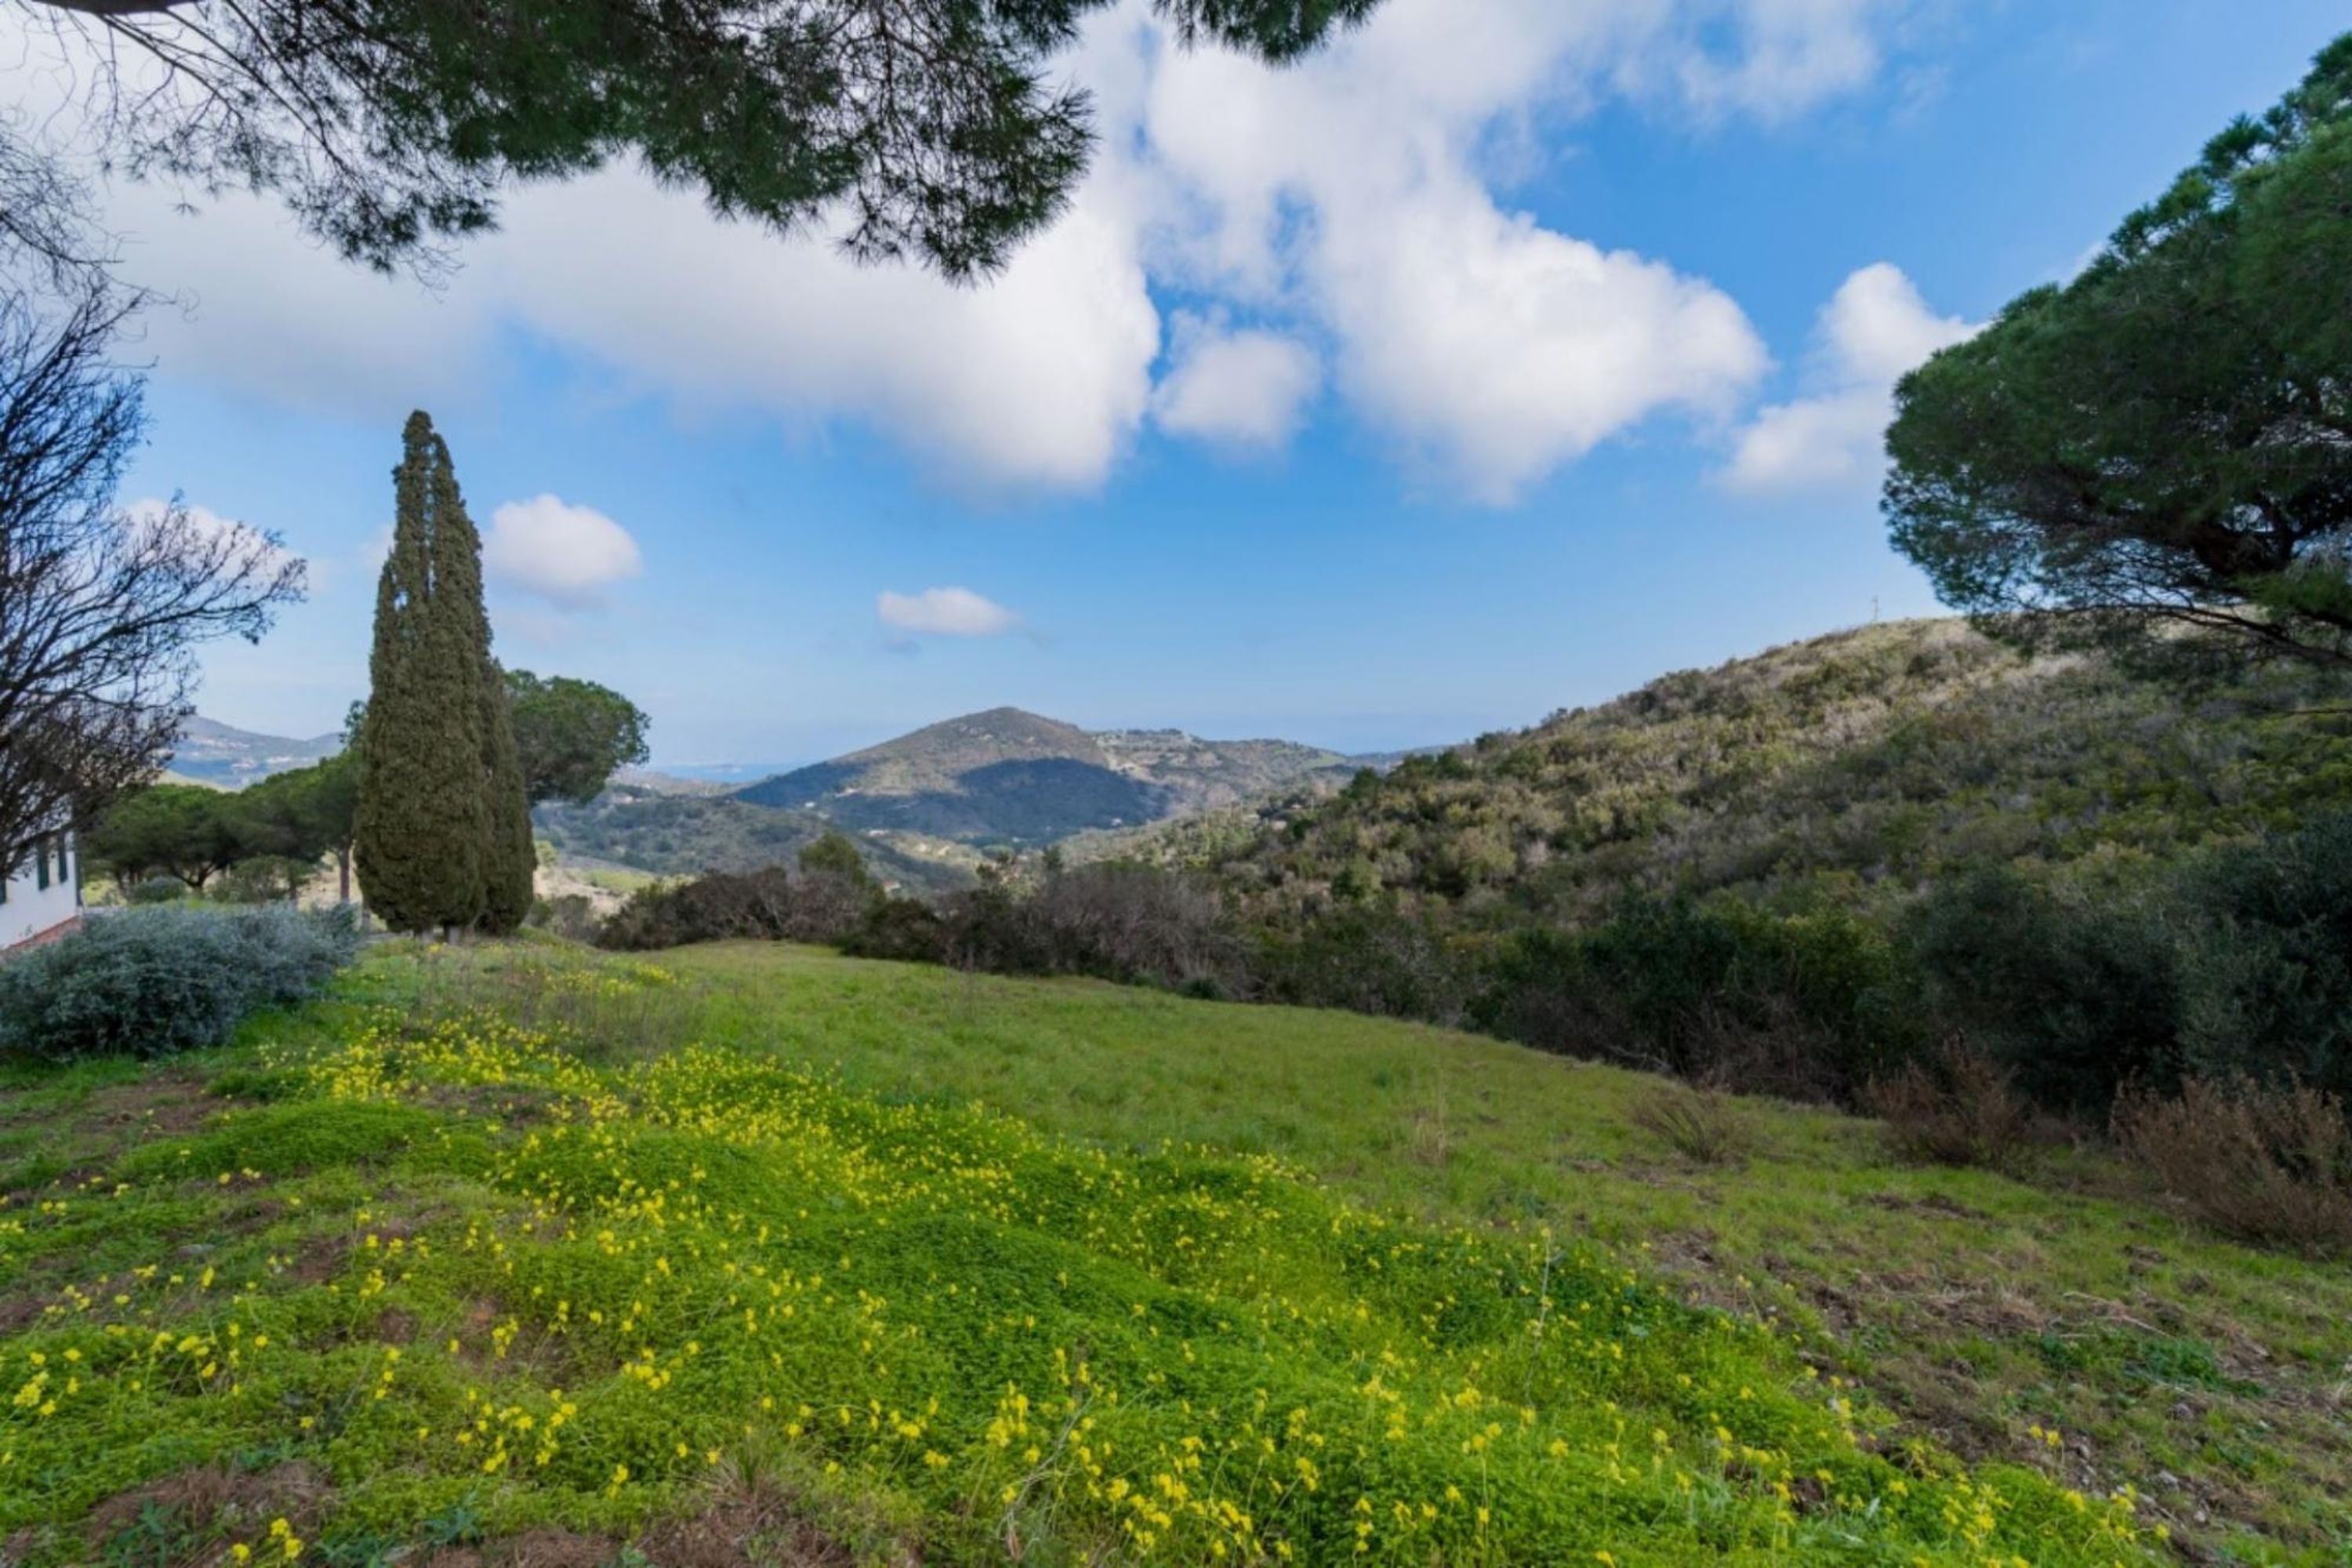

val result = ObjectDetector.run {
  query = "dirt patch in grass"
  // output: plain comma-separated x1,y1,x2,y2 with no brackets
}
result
425,1083,566,1127
72,1073,227,1140
431,1526,622,1568
1859,1192,1994,1222
82,1461,331,1558
0,1290,56,1334
635,1499,858,1568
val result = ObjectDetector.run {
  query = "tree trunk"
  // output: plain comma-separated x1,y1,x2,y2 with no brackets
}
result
336,844,352,903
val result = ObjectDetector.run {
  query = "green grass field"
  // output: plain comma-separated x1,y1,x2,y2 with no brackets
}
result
0,942,2343,1565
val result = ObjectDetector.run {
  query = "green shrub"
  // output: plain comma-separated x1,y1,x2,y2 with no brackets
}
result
930,863,1246,993
122,875,187,906
1471,896,1911,1098
0,904,361,1060
2171,813,2352,1094
1256,907,1472,1024
1901,868,2179,1111
597,867,818,949
838,895,949,964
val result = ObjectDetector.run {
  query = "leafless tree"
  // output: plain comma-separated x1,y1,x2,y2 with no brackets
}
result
0,278,304,865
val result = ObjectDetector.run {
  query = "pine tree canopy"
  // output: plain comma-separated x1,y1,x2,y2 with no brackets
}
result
506,671,652,805
1885,33,2352,672
22,0,1383,280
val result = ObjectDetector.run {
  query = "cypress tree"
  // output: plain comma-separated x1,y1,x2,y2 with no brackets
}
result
418,417,534,935
354,412,488,934
477,662,536,934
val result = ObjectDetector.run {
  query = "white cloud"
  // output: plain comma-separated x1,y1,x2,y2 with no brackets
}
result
876,587,1024,638
482,495,644,610
20,0,1926,501
1131,0,1779,502
1152,318,1320,452
486,170,1160,493
1668,0,1894,121
1721,262,1974,494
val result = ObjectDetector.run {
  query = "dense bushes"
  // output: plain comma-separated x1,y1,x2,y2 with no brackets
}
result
1902,814,2352,1107
1468,898,1911,1099
1901,869,2180,1112
1255,908,1471,1022
0,904,361,1059
597,866,852,949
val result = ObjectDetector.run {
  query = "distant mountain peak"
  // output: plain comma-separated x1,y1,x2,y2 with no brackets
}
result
728,706,1381,847
168,716,342,787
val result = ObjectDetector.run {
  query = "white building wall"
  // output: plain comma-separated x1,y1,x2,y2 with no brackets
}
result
1,833,82,949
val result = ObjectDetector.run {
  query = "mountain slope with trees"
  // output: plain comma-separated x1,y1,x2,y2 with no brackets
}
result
731,705,1375,844
1178,618,2352,927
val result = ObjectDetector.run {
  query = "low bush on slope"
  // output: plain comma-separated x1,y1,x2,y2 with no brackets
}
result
0,959,2157,1566
0,905,361,1062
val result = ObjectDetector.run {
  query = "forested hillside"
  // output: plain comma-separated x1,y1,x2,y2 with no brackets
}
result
532,787,975,892
1180,619,2352,924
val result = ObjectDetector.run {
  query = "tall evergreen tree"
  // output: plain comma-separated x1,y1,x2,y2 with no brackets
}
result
419,435,536,935
354,412,488,934
478,666,537,935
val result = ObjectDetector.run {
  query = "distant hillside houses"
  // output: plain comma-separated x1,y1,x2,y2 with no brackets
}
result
2,831,82,952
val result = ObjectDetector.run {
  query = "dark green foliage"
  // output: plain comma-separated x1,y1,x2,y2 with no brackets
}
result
2170,815,2352,1093
38,0,1381,280
839,896,949,964
82,783,245,891
933,862,1243,991
797,829,871,885
1901,870,2181,1112
355,412,489,933
596,867,816,950
1471,897,1910,1099
1886,34,2352,670
505,670,651,804
0,903,358,1059
351,412,530,935
479,668,537,935
608,857,1241,993
1904,815,2352,1107
1254,907,1471,1023
234,753,360,899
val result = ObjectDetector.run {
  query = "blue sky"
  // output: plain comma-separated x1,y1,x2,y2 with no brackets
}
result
89,0,2351,768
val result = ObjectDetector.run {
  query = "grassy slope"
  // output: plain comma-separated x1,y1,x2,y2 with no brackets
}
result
664,947,2347,1558
0,942,2343,1564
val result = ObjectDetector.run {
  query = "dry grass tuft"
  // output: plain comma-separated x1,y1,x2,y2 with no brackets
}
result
2112,1076,2352,1256
1861,1040,2037,1173
1630,1083,1758,1166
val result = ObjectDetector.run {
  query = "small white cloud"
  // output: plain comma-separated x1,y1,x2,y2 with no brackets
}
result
483,495,644,610
1722,262,1974,494
1152,320,1321,452
876,587,1023,638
